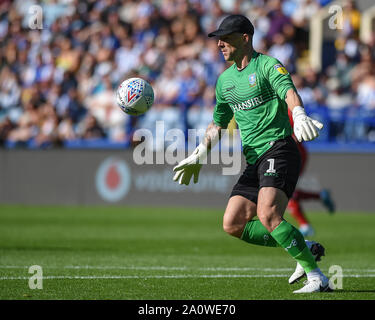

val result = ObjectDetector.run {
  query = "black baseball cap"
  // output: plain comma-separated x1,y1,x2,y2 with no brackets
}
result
208,14,254,37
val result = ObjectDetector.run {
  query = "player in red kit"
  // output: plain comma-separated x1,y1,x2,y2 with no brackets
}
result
287,110,335,236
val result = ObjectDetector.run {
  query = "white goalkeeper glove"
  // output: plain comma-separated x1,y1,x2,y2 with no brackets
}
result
292,106,324,142
173,143,208,185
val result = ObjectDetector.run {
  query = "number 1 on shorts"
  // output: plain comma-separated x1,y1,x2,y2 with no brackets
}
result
266,158,276,173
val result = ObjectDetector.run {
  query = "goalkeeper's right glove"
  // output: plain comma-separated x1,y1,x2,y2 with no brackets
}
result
292,106,324,142
173,143,207,186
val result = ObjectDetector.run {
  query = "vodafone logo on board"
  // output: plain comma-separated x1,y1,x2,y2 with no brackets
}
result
95,158,131,202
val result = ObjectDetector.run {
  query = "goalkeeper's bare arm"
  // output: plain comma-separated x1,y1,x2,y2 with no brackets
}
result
202,121,223,151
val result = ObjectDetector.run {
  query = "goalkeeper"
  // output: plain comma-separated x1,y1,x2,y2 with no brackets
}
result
173,15,332,293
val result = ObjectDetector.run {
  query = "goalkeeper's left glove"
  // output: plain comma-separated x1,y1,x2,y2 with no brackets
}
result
173,143,207,185
292,106,324,142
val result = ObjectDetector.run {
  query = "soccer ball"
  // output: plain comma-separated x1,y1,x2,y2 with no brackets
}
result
116,77,154,116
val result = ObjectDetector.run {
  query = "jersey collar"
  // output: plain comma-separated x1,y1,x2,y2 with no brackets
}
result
235,50,258,72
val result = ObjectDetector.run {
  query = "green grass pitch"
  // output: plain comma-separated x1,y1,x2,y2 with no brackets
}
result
0,205,374,300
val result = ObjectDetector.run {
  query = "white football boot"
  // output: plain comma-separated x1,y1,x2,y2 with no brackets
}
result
293,274,332,293
288,240,325,284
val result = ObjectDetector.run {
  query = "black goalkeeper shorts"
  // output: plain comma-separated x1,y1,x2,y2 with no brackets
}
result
230,135,301,204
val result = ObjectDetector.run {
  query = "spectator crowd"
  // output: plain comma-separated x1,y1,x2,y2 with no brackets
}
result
0,0,374,149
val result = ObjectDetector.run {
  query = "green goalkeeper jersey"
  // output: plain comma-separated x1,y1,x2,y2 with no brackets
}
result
213,50,296,164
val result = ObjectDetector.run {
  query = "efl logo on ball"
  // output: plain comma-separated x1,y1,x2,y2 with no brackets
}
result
116,77,154,116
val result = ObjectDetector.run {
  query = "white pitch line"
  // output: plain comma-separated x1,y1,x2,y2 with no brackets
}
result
1,265,375,272
0,266,294,271
63,266,296,272
0,274,288,280
66,266,189,271
1,274,375,280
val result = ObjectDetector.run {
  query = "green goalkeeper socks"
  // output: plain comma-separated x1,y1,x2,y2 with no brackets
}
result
240,219,318,274
271,220,318,273
241,220,278,247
